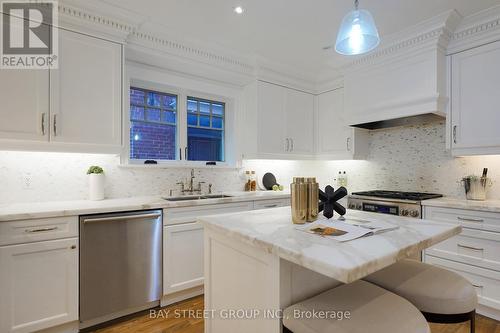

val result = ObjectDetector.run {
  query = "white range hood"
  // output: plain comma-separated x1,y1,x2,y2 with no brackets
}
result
341,11,461,129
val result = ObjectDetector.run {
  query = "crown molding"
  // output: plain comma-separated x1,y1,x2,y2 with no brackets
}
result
448,4,500,54
336,10,461,73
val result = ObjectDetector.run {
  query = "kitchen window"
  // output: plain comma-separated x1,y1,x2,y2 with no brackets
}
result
186,97,225,162
129,87,226,163
130,88,178,160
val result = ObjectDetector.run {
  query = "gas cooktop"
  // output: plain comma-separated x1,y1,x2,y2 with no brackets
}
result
351,190,443,201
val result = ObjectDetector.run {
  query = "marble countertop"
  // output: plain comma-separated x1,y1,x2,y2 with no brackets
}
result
199,208,461,284
0,191,290,222
422,197,500,213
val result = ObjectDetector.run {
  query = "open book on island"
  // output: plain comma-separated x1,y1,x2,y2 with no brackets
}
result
296,216,400,242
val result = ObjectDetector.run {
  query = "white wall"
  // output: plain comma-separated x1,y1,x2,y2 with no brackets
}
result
1,120,499,204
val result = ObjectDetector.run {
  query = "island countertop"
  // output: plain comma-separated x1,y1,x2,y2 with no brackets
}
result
199,207,461,283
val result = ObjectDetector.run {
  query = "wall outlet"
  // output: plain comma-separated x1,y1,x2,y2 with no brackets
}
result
22,173,33,190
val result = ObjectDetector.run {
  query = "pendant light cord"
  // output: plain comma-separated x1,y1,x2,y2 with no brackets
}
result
354,0,359,10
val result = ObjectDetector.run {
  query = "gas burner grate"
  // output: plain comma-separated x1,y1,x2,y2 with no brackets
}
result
351,190,443,201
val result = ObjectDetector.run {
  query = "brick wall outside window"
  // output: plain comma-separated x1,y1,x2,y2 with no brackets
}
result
130,122,176,160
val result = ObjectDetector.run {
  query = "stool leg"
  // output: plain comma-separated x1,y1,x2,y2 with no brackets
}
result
470,310,475,333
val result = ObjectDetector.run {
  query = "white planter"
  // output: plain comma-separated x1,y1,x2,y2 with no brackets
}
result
88,174,105,201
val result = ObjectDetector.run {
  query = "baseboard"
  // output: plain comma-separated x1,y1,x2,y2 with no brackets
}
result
477,304,500,321
160,285,204,307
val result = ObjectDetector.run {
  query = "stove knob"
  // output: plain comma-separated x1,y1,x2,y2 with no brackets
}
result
349,204,355,209
356,205,362,210
410,210,419,217
401,209,409,216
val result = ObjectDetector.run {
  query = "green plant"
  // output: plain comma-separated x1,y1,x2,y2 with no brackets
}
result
87,166,104,175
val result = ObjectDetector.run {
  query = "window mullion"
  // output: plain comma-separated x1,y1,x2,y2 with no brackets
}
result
178,92,188,161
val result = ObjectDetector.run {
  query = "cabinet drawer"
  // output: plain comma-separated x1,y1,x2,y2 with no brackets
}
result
426,228,500,271
0,216,78,246
164,202,254,225
253,199,290,210
424,206,500,233
425,255,500,311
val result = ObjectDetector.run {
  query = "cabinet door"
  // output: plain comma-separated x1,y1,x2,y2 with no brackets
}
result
163,222,204,295
0,238,78,333
257,81,287,155
285,89,314,156
0,70,49,142
451,41,500,152
316,89,352,157
50,29,122,149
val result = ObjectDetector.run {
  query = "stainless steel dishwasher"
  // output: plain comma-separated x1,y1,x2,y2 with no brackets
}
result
79,210,162,328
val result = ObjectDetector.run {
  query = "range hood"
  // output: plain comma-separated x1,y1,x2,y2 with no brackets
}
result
351,113,445,130
339,11,460,131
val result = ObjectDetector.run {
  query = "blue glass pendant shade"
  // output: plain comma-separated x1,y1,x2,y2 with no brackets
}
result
335,8,380,55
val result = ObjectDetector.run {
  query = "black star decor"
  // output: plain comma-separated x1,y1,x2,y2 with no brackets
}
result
318,186,347,219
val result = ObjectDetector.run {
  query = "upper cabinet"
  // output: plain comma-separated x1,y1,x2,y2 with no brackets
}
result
0,69,49,143
0,23,123,153
316,89,368,159
245,81,314,159
50,29,122,150
450,40,500,156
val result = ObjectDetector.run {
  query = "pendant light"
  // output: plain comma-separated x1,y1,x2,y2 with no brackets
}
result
335,0,380,55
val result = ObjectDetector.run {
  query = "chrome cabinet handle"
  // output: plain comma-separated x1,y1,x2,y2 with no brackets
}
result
457,216,484,223
264,204,278,208
457,243,484,251
41,113,46,135
25,226,58,233
285,138,290,152
290,138,294,152
185,147,188,160
179,148,182,160
53,114,58,136
346,137,351,151
82,213,161,223
472,284,483,288
453,125,457,144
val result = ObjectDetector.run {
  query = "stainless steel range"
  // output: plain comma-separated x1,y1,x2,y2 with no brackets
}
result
348,190,443,219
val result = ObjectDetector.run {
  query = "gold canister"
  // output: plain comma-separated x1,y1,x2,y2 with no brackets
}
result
306,177,319,222
291,177,307,224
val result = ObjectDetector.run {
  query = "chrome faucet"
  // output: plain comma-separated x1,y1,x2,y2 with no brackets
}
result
178,169,205,195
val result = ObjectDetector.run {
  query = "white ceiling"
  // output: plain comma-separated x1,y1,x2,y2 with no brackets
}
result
99,0,500,77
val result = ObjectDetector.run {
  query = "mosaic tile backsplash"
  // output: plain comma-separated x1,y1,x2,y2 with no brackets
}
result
1,120,499,203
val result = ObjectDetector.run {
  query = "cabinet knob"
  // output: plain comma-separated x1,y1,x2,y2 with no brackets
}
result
70,245,77,250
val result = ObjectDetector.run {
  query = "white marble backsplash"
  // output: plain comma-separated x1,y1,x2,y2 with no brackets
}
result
1,120,499,204
0,152,245,203
243,121,500,200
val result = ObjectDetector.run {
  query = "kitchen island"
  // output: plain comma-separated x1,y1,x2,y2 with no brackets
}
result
200,207,462,333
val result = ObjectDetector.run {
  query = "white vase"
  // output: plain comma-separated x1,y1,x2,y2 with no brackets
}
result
89,174,105,201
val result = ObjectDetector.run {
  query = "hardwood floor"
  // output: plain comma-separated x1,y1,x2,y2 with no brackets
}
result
92,295,500,333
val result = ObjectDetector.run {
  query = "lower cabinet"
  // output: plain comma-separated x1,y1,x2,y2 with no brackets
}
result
0,238,79,333
163,222,204,295
423,205,500,320
162,198,289,302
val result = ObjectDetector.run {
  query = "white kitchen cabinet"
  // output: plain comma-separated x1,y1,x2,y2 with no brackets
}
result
253,198,290,210
423,205,500,320
316,89,369,159
254,81,314,159
284,88,314,156
50,29,122,151
0,238,79,333
450,40,500,156
163,222,204,295
0,69,49,143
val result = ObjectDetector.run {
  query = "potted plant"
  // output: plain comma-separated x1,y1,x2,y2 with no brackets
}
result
87,166,105,201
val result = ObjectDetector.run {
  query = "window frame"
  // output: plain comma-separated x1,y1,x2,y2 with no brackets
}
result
123,78,234,168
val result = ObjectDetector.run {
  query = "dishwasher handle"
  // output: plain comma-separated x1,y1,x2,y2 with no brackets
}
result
82,212,162,224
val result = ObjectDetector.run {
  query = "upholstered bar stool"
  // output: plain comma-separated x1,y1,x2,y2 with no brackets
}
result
283,280,430,333
364,259,478,333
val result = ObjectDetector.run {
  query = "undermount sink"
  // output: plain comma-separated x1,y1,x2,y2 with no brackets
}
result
163,194,232,202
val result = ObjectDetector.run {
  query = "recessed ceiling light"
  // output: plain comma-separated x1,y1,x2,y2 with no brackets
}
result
234,6,244,14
